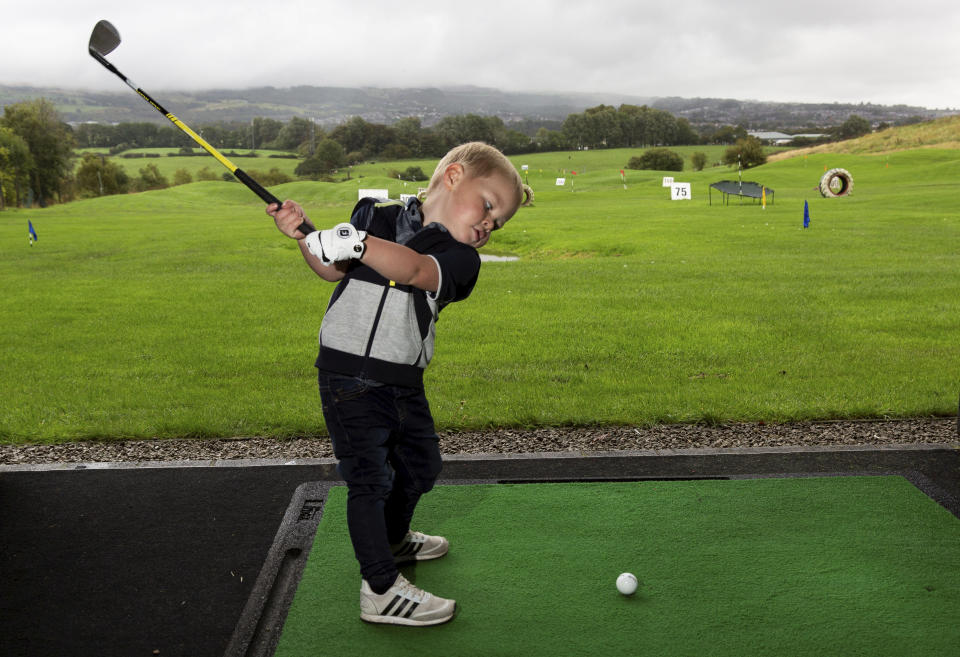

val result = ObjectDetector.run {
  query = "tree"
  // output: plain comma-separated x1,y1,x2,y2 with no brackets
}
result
295,139,345,179
294,157,326,179
583,105,622,148
315,138,346,171
627,148,684,172
534,127,570,152
647,109,677,146
1,99,75,205
500,129,532,155
196,166,219,181
675,118,701,145
330,116,373,156
561,112,589,150
113,122,159,149
402,166,427,181
245,168,292,186
252,117,283,149
0,126,34,208
393,117,424,157
275,117,318,152
434,114,502,150
365,123,399,157
133,163,169,191
617,104,649,147
709,125,748,145
418,130,446,158
690,151,708,171
558,104,691,150
198,123,236,149
836,114,871,140
723,136,767,169
173,168,193,186
380,143,412,160
73,123,115,148
562,106,616,149
74,153,129,197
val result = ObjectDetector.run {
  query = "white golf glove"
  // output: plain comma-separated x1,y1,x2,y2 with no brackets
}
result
304,223,367,265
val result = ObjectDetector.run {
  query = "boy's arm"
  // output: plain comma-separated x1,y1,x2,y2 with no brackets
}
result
297,240,349,281
269,200,346,282
269,199,439,290
359,236,439,293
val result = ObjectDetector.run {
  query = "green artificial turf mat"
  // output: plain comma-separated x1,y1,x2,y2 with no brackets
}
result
276,477,960,656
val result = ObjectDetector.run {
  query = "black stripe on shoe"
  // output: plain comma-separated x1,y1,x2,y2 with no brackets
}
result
393,598,411,617
382,595,403,616
395,541,422,557
403,602,420,618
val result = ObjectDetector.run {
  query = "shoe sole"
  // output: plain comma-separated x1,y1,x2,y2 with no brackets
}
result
360,606,455,627
394,549,448,563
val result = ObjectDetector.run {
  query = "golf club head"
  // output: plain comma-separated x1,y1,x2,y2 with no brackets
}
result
89,20,121,56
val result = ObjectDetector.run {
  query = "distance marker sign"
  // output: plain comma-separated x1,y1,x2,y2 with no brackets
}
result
671,183,692,200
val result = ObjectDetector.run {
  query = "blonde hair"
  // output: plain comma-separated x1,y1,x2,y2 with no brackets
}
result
426,142,532,209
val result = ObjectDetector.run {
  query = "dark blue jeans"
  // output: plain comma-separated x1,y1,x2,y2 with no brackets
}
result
318,372,443,593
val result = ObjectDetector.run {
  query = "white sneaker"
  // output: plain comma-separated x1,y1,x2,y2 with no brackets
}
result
360,574,455,626
391,530,449,563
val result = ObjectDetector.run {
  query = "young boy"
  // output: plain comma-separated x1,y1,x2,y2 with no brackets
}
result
269,142,526,626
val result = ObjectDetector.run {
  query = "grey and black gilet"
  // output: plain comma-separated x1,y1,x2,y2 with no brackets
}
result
314,197,480,389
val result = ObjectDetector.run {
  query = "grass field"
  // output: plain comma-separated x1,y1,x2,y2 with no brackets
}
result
276,478,960,656
80,145,740,186
1,145,959,443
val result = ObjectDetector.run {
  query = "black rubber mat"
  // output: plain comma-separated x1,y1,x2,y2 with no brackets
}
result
1,445,956,657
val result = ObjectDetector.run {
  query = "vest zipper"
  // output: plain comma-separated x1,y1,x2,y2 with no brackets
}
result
359,285,391,378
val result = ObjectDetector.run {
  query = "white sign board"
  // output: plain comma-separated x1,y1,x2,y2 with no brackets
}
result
358,188,389,200
662,176,674,187
555,178,566,186
670,183,692,200
521,164,529,171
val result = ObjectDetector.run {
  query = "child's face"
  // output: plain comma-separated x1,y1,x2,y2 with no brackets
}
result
428,164,518,249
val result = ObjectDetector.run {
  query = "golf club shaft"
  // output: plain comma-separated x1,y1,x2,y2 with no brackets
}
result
88,49,314,236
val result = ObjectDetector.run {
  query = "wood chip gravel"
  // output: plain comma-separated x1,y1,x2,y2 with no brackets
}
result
2,418,956,465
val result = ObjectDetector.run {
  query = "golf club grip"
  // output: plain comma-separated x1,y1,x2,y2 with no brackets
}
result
234,168,315,236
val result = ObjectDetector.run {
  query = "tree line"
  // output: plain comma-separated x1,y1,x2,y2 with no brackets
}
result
69,104,715,158
1,96,877,208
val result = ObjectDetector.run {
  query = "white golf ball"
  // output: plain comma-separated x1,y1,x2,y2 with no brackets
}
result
616,572,638,596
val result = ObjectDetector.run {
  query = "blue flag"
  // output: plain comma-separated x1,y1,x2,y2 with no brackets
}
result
28,220,38,245
803,200,810,229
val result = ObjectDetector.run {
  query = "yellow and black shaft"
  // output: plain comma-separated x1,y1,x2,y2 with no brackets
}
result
88,22,313,236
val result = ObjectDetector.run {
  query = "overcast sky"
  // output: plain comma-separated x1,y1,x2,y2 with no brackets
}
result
2,0,958,109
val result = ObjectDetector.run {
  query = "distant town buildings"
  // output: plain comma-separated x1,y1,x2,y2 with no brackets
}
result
748,131,826,145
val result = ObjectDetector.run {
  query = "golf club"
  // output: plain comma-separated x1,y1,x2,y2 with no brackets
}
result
88,19,314,236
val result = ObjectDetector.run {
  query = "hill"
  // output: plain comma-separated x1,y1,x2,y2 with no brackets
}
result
769,114,960,161
2,83,955,131
0,84,648,127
